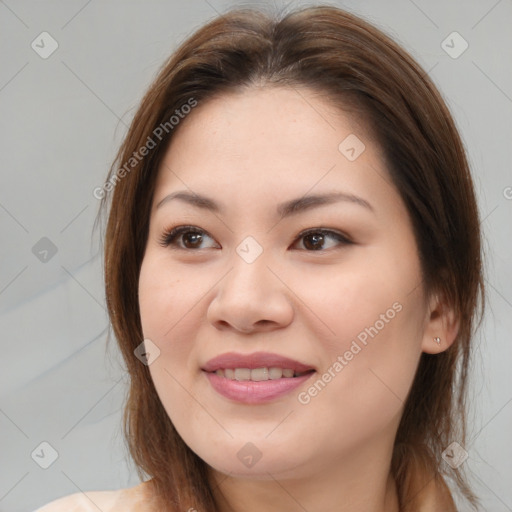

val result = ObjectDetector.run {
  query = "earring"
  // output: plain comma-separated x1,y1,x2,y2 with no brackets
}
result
433,336,441,345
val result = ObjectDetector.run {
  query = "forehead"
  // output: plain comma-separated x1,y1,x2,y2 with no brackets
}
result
153,86,392,213
161,86,369,162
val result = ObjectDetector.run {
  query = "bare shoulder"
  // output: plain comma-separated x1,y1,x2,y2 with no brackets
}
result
34,480,154,512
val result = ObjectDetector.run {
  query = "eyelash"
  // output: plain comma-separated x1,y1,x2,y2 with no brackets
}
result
158,225,353,252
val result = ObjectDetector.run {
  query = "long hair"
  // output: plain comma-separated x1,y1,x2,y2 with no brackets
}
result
98,5,485,510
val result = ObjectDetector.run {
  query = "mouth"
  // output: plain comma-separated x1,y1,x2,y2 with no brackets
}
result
201,352,316,404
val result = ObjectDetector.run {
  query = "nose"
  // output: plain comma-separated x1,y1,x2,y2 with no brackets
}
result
206,251,294,334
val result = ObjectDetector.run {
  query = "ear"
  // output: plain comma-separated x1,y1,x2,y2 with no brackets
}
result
421,290,459,354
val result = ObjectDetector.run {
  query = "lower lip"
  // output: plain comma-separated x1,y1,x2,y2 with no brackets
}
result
203,371,314,404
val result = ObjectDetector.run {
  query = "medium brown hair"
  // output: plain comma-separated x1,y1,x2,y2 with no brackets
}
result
99,4,485,510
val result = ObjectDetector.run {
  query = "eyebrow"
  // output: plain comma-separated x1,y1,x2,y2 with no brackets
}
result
155,190,374,218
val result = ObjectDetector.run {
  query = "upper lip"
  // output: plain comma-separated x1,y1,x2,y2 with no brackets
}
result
202,352,315,373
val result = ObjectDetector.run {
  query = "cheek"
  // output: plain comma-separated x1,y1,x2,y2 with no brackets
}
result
294,249,424,351
138,255,205,425
297,252,425,419
138,254,206,411
138,254,201,345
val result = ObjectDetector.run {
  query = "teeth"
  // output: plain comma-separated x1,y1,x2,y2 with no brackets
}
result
251,368,269,381
234,368,251,381
269,367,283,379
213,367,308,381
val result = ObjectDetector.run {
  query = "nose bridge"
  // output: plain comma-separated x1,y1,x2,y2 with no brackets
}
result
235,234,266,266
207,235,293,331
228,234,274,300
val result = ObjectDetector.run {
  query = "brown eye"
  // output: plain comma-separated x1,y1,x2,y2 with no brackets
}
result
295,229,352,251
181,231,204,248
302,232,325,251
158,226,218,250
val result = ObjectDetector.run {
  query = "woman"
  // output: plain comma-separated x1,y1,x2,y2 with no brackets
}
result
37,4,484,511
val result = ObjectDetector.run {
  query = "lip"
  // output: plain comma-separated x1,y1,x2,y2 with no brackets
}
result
201,351,315,373
204,372,314,404
201,351,316,404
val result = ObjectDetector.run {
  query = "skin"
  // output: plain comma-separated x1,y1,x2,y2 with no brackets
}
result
138,86,459,512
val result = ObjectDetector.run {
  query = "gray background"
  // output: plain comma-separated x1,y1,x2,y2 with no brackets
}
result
0,1,511,511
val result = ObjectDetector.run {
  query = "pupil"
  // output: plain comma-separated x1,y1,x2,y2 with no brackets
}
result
184,232,202,248
305,233,323,250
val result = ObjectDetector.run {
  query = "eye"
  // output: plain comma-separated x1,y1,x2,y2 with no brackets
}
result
292,228,352,251
158,225,218,250
159,225,352,252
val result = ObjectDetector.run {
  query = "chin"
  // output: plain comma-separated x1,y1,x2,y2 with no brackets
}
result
193,441,313,481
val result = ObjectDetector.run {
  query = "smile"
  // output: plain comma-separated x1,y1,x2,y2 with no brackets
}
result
211,367,313,381
201,352,316,404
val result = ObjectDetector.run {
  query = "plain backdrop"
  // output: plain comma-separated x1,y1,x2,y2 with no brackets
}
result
0,1,511,511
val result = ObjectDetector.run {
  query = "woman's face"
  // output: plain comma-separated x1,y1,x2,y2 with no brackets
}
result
138,86,434,481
